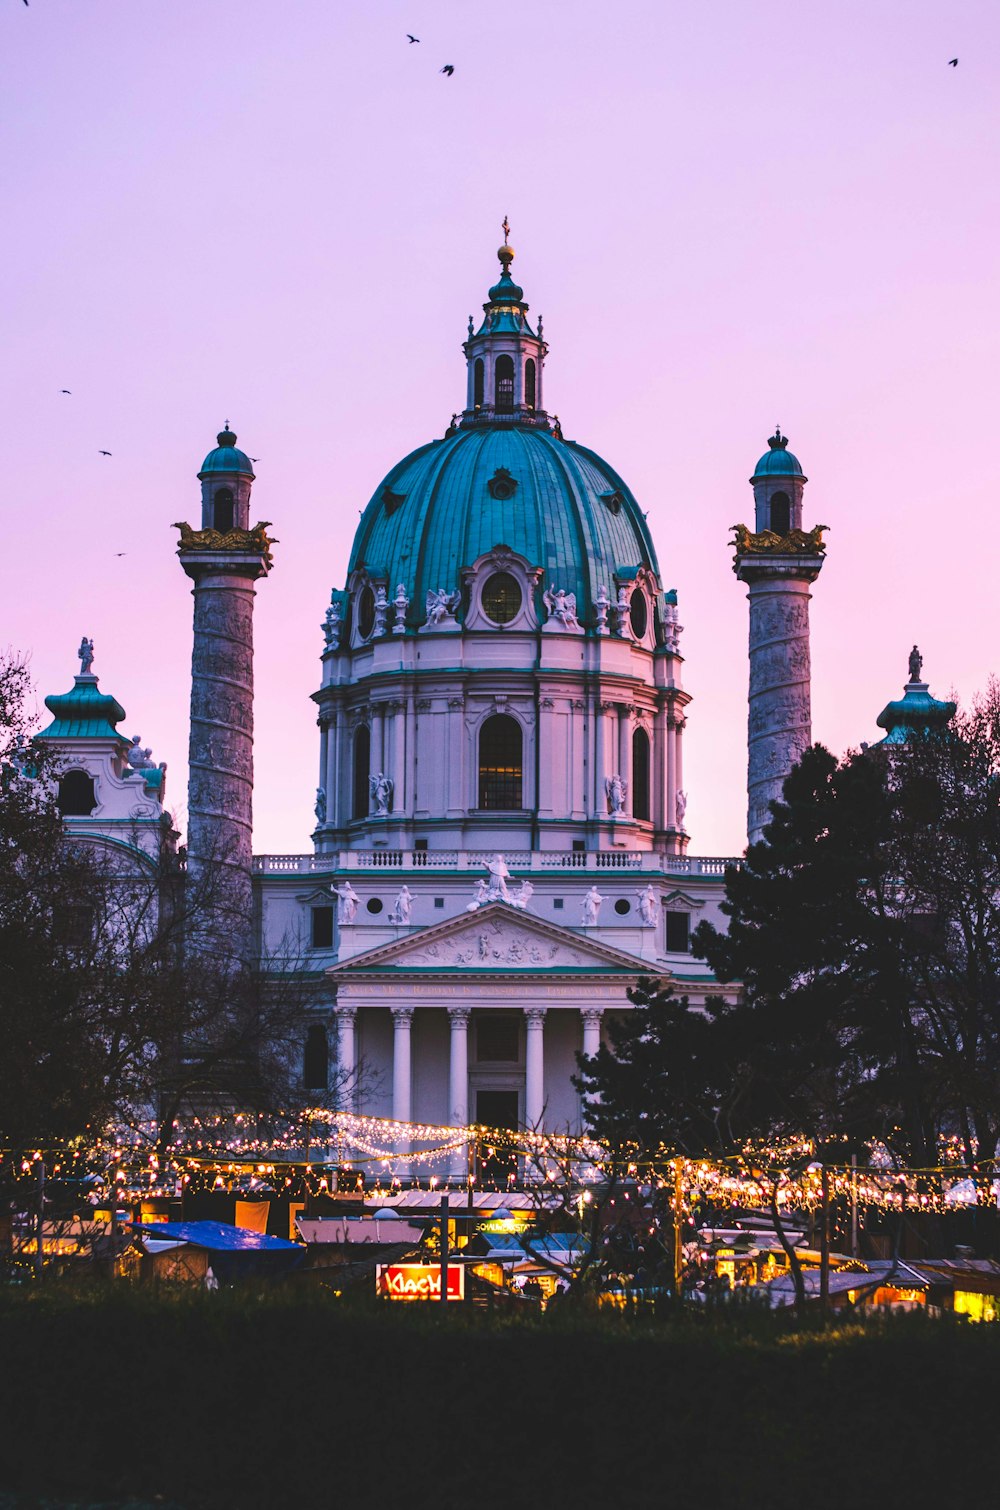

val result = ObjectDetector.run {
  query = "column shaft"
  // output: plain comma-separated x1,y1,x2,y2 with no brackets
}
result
525,1009,547,1129
392,1007,413,1124
336,1007,357,1110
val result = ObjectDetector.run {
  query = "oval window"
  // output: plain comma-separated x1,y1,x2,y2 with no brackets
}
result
357,586,376,639
482,572,522,625
629,590,648,638
614,898,631,916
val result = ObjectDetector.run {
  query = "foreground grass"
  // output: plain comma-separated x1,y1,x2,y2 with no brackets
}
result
0,1287,995,1509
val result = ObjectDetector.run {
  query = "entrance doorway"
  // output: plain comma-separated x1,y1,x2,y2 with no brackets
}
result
476,1089,519,1187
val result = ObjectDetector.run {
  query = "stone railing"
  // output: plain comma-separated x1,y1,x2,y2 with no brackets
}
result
253,850,740,876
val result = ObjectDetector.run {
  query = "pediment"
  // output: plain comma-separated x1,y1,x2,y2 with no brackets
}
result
329,903,656,976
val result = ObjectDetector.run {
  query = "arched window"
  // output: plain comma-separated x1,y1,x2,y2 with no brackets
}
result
57,769,96,817
478,714,522,809
524,358,536,410
629,590,648,639
303,1024,328,1091
632,728,650,821
474,358,484,409
213,488,234,533
357,586,376,639
769,491,791,534
352,725,371,819
495,354,514,412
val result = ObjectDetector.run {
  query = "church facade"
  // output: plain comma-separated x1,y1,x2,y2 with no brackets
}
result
39,234,841,1154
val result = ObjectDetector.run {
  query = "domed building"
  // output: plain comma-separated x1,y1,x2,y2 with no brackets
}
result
254,236,753,1157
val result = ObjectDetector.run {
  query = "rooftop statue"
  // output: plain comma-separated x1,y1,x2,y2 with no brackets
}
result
78,636,95,676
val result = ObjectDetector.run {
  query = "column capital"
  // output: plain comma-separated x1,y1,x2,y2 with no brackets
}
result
525,1007,547,1027
336,1005,357,1026
448,1005,472,1026
391,1005,414,1025
581,1008,604,1029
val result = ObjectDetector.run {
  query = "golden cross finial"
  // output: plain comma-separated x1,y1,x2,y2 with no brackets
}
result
502,215,510,245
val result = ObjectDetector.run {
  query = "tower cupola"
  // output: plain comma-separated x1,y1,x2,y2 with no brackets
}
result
198,422,255,533
750,427,807,535
462,220,549,427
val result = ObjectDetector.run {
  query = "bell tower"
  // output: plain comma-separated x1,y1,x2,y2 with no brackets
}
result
175,425,275,964
733,429,827,847
461,219,549,427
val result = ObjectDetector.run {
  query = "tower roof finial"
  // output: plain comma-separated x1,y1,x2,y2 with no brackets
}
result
768,426,788,451
497,215,514,273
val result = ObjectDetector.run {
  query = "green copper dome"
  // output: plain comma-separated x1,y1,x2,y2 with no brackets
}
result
38,676,126,742
199,425,255,479
751,428,805,481
876,649,956,745
348,424,662,631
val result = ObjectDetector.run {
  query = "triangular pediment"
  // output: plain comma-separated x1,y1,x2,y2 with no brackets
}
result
329,903,659,976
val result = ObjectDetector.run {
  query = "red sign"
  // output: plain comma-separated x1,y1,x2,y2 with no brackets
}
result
376,1264,465,1301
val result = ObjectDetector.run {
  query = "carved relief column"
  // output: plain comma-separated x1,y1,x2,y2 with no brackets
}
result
391,1006,413,1125
525,1008,547,1129
336,1006,357,1111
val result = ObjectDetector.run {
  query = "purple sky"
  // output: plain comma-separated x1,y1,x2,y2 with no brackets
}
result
3,0,999,858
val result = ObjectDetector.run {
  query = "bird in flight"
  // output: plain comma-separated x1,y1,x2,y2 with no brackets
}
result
113,552,127,557
251,457,260,463
98,449,112,457
60,389,71,395
948,58,958,66
441,64,454,76
407,34,420,44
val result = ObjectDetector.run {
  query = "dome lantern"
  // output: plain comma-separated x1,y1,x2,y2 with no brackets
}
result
462,221,549,429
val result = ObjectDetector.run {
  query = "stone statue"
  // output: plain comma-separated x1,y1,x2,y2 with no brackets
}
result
663,590,683,653
675,789,687,830
373,585,389,636
908,645,923,683
389,884,414,924
467,877,490,911
322,596,343,648
314,787,327,823
369,772,393,816
510,879,534,911
426,587,460,626
582,885,603,925
610,586,630,637
605,773,627,815
392,583,409,635
334,881,359,925
78,636,95,675
484,853,511,903
594,585,610,635
638,883,658,928
542,586,581,630
126,735,154,770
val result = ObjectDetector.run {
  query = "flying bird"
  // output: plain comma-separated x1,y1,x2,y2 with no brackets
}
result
113,552,127,557
948,58,958,66
407,34,420,43
60,389,71,395
98,449,112,456
440,64,454,76
251,457,260,463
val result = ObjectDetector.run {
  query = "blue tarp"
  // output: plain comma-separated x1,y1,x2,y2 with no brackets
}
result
131,1220,300,1252
130,1220,305,1282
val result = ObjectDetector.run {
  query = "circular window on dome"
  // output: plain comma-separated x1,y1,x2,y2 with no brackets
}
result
629,590,648,639
357,586,376,639
614,898,631,916
482,572,522,625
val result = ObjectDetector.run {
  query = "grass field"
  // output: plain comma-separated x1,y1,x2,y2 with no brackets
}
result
0,1287,995,1509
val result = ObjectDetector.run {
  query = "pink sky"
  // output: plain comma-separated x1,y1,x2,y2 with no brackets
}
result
3,0,999,858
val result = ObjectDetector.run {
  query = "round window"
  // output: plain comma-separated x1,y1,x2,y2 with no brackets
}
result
366,897,383,915
614,898,631,916
357,586,376,639
629,590,648,639
482,572,522,625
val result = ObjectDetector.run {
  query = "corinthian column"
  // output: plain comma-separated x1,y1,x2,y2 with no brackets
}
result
525,1008,547,1129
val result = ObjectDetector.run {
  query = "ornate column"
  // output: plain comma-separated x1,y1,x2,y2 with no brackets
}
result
371,703,386,782
581,1008,603,1062
525,1008,547,1129
336,1006,357,1110
324,713,338,828
448,1006,470,1181
448,1007,470,1125
592,694,605,818
405,696,417,818
392,1006,413,1125
618,704,633,815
